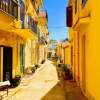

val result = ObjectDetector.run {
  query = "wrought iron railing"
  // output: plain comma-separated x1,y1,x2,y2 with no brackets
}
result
0,0,18,19
28,16,37,34
31,0,39,15
39,8,48,21
39,36,47,44
20,0,25,28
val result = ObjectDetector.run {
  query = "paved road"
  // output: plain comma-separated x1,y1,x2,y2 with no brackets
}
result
41,62,88,100
7,60,87,100
10,60,59,100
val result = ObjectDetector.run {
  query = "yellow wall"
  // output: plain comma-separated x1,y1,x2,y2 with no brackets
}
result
39,45,45,64
68,0,100,99
64,45,71,66
0,30,25,79
0,0,47,81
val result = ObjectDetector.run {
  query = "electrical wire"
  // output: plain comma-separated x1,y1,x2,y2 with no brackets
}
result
48,26,67,29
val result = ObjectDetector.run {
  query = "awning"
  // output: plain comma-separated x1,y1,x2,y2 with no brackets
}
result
12,29,37,40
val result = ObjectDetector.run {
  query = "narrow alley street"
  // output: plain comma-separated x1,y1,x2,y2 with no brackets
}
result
4,60,87,100
7,60,59,100
41,61,87,100
0,0,100,99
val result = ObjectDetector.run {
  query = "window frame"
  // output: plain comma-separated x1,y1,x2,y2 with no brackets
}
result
82,0,87,8
75,0,77,14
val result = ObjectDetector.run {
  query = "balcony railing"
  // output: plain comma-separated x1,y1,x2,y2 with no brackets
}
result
31,0,39,15
28,16,37,34
0,0,18,19
20,0,25,28
66,6,72,27
36,0,42,6
39,36,47,45
39,9,48,21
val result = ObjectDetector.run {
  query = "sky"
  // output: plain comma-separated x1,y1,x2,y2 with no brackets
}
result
43,0,69,41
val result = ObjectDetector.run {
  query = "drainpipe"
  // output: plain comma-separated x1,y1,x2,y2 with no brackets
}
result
77,0,80,86
18,0,21,21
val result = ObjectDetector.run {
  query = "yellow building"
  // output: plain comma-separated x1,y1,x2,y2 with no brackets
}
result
62,41,71,66
38,7,49,64
0,0,43,82
56,43,62,59
0,0,24,81
56,40,71,70
22,0,38,70
67,0,100,99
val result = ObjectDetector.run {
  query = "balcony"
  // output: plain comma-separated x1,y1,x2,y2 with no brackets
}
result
20,1,38,34
36,0,42,6
38,9,48,26
31,0,39,15
39,36,47,45
66,6,73,27
41,26,48,34
27,16,37,34
20,0,25,28
25,0,39,19
0,0,18,19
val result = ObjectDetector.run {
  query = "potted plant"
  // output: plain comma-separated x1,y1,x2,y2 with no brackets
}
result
63,65,73,80
35,64,40,69
31,66,36,73
10,75,21,87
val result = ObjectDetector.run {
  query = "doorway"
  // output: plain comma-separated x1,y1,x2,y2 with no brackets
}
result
3,47,12,81
20,44,25,74
82,35,86,93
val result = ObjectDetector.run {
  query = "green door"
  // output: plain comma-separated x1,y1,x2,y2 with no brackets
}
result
20,44,25,74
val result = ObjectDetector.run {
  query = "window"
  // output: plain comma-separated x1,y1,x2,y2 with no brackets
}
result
0,0,6,11
12,1,18,19
28,16,37,33
75,0,77,13
20,0,25,28
82,0,87,8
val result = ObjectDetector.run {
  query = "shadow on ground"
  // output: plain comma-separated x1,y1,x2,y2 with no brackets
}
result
41,61,87,100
